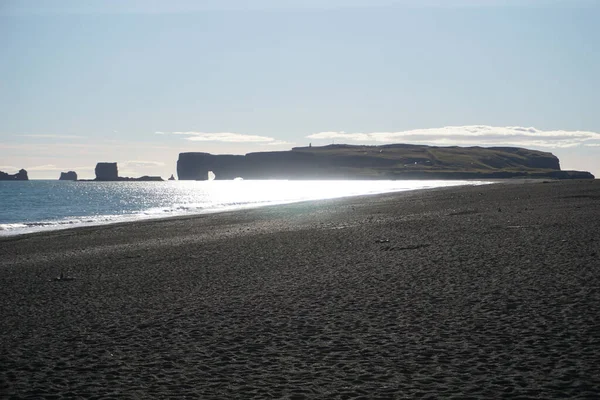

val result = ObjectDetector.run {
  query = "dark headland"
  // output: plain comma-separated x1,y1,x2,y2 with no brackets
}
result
177,144,595,180
1,179,599,398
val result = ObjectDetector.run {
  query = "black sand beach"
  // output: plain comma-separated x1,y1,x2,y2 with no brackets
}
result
1,180,599,399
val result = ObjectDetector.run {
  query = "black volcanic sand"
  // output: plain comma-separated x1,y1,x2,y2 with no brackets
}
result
1,180,600,399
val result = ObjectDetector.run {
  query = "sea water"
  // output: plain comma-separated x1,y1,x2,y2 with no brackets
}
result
0,180,489,236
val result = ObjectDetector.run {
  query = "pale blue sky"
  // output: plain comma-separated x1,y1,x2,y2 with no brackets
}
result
1,0,598,179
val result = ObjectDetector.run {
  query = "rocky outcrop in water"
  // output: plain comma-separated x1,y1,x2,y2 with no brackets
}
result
88,163,163,181
125,176,163,182
95,163,119,181
59,171,78,181
176,144,594,181
0,169,29,181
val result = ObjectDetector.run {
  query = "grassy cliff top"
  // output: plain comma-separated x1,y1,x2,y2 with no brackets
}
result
288,144,561,172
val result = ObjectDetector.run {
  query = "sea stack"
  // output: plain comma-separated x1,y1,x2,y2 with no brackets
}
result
95,163,118,181
59,171,78,181
168,174,176,181
0,169,29,181
87,162,163,181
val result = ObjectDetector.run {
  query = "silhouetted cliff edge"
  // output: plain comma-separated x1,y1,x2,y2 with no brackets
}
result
177,144,594,180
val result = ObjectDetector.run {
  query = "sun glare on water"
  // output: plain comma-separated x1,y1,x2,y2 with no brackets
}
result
200,179,486,210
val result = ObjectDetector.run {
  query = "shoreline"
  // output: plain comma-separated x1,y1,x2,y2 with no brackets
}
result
1,179,599,398
0,179,494,239
0,183,457,246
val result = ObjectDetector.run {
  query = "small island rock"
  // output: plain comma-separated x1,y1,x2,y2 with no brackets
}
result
0,169,29,181
95,163,119,181
59,171,78,181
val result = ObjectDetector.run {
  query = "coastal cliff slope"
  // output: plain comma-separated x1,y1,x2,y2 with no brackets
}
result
177,144,594,180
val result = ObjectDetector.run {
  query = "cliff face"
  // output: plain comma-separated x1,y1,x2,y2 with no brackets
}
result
59,171,78,181
0,169,29,181
177,144,593,180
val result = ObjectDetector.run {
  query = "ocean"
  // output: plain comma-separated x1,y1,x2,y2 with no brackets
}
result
0,180,490,236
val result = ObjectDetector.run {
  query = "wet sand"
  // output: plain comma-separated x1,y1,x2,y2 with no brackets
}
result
1,180,599,399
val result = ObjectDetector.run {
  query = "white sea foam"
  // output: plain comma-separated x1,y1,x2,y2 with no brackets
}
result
0,223,28,231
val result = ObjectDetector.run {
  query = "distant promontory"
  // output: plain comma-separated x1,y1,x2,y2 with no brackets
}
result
0,169,28,181
177,144,595,180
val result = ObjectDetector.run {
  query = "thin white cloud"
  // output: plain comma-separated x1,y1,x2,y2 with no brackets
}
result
26,164,94,171
165,131,277,143
584,143,600,147
121,160,166,168
307,126,600,148
0,143,98,153
16,134,84,139
26,164,58,171
0,141,182,156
